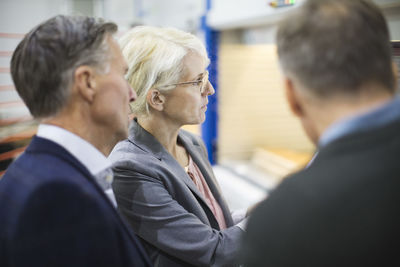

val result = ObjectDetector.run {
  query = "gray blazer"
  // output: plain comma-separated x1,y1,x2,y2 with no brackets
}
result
109,120,243,267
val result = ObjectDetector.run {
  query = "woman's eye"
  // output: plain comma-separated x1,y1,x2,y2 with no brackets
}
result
193,80,202,86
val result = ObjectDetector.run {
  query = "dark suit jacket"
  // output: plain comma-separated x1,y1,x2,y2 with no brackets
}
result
242,117,400,266
109,120,243,267
0,136,152,267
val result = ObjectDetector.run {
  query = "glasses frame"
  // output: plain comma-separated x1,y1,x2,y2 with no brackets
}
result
155,71,209,94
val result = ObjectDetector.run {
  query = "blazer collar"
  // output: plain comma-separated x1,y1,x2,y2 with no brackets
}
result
128,119,172,160
128,118,204,159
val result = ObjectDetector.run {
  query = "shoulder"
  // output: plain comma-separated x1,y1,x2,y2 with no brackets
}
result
109,138,154,162
4,151,85,186
0,168,105,234
3,154,92,196
110,138,138,155
1,150,104,211
109,139,161,178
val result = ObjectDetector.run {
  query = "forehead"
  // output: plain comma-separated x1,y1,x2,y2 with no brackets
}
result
181,52,207,79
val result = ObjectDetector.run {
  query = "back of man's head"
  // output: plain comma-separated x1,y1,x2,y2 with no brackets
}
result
11,15,117,118
277,0,394,98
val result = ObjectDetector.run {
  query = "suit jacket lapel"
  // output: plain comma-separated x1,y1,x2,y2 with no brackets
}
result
163,152,211,208
178,133,234,227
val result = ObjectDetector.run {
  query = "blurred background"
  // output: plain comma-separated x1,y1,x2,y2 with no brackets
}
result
1,0,400,209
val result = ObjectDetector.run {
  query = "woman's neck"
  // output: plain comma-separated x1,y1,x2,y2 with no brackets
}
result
137,115,181,156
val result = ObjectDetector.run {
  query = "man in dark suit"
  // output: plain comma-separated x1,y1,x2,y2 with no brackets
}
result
0,15,151,267
242,0,400,266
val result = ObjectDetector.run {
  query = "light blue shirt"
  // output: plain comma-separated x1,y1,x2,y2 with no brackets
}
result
306,97,400,168
318,96,400,148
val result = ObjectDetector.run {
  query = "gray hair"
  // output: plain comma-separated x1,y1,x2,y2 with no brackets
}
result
119,26,209,116
277,0,394,97
11,15,118,118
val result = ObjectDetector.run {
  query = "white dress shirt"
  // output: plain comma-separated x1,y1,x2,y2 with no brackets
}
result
36,124,117,206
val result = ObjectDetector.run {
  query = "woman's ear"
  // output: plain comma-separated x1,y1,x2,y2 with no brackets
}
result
74,65,96,103
147,89,165,111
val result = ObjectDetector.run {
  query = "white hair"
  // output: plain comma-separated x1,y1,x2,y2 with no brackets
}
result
119,26,209,115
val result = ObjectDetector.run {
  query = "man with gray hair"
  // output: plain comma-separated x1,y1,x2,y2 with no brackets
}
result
0,15,151,266
242,0,400,266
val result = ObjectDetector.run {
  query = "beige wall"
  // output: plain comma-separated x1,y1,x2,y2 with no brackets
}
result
218,44,314,161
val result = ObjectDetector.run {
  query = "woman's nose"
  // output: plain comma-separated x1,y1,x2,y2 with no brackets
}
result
205,81,215,96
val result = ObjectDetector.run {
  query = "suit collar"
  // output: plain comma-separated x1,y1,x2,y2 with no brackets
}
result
319,96,400,148
36,124,111,175
27,136,93,178
128,119,166,160
128,119,201,160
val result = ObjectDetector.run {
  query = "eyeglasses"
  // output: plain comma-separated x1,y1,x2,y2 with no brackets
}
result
155,71,209,94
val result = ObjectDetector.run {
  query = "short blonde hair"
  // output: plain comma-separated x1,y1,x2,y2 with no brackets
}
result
119,26,209,115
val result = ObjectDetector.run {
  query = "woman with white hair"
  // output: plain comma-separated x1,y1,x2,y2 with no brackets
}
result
109,26,248,267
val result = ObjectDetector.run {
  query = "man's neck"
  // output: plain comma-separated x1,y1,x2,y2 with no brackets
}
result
42,114,114,157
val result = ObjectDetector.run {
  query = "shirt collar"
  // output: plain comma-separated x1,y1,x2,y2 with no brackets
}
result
319,96,400,147
36,124,111,175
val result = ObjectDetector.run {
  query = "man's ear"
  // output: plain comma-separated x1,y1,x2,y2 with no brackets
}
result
392,61,398,91
74,66,97,102
146,89,165,111
284,77,304,118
